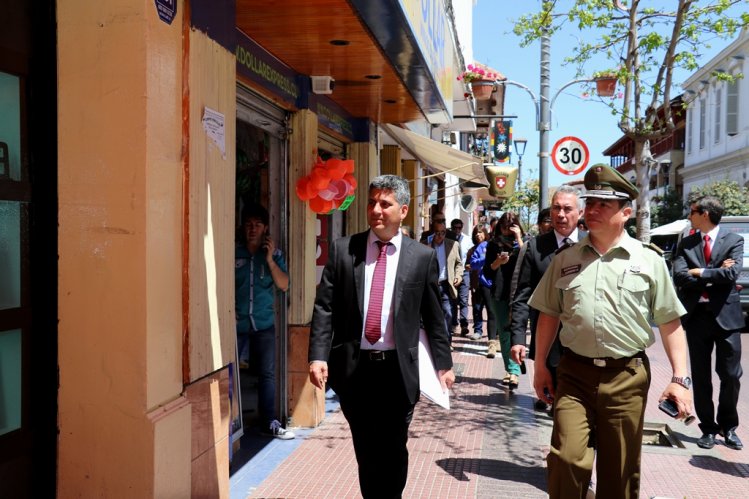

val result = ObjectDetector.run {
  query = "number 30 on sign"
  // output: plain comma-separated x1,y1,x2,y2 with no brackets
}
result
551,136,589,176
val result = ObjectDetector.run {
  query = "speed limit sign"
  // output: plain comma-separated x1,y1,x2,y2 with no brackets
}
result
551,136,589,176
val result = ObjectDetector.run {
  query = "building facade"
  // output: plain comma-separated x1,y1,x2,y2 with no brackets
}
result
682,28,749,200
0,0,489,496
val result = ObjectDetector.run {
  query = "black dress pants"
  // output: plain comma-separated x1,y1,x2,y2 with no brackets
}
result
686,305,743,434
338,352,415,499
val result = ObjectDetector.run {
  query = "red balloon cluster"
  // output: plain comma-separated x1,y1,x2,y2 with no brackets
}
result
295,157,357,213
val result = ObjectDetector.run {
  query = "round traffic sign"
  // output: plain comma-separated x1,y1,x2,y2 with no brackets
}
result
551,136,589,176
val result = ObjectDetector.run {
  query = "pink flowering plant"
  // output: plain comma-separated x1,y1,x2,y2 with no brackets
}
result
457,64,498,83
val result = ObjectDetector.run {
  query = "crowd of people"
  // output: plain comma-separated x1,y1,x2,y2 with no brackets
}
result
237,165,742,499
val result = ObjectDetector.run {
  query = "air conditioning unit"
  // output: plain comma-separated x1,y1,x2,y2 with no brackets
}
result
311,76,335,95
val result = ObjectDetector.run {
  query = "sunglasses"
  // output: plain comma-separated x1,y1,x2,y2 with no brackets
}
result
434,230,447,236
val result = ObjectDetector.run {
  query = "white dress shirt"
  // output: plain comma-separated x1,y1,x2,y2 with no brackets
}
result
361,231,402,350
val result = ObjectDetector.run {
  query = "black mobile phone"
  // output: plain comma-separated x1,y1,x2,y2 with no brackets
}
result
658,398,696,425
658,398,679,418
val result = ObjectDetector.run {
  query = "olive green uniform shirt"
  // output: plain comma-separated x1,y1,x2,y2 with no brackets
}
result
529,232,686,359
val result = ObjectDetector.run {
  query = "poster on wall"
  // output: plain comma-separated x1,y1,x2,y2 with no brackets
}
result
202,107,226,159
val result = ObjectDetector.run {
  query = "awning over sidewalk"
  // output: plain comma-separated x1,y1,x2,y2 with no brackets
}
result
382,124,488,187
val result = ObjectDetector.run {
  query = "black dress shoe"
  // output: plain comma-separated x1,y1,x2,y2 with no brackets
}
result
697,433,716,449
722,429,744,450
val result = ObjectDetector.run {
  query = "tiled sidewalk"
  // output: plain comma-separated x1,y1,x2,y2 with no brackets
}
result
240,332,749,498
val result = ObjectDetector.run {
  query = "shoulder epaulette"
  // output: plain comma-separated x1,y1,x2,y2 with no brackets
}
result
643,242,664,256
555,242,575,255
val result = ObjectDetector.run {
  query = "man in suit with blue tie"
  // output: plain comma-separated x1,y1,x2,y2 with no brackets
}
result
309,175,455,497
673,196,744,450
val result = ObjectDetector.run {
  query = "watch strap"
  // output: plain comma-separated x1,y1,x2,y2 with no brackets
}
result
671,376,691,389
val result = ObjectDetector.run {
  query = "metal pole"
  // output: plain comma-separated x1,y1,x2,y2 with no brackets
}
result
539,27,551,210
518,157,522,186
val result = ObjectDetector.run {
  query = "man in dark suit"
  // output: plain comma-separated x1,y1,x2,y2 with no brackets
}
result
673,196,744,450
428,220,464,346
509,185,583,408
309,175,455,498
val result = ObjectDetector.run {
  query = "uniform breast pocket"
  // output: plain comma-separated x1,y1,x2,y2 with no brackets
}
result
555,278,583,315
617,273,650,308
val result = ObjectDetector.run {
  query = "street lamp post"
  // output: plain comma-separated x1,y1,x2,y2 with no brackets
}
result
496,76,602,210
513,138,528,185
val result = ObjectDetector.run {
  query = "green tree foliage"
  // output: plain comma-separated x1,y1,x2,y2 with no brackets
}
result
514,0,749,242
651,187,684,227
687,180,749,216
501,178,540,232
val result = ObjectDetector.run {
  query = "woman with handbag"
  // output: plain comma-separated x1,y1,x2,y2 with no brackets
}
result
481,212,525,388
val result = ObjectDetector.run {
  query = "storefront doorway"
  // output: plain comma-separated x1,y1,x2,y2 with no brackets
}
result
233,85,289,442
0,1,57,495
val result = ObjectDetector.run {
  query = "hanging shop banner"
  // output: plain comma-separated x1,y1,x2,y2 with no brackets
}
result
490,120,512,163
235,29,302,108
484,165,518,198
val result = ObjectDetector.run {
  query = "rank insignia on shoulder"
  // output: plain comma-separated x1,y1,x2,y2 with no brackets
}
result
644,242,664,256
561,264,582,276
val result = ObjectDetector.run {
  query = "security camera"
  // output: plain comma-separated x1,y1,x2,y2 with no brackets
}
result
311,76,335,95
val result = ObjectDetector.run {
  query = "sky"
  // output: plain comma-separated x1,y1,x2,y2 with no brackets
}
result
470,0,741,189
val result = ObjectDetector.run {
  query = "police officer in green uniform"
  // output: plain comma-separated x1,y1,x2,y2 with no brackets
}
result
526,165,693,498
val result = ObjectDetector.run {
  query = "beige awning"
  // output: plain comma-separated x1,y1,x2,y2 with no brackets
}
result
382,124,488,187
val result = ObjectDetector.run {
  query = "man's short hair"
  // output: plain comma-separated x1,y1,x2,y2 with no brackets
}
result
241,203,269,226
552,185,583,210
537,208,552,224
370,175,410,206
450,218,463,227
693,196,724,225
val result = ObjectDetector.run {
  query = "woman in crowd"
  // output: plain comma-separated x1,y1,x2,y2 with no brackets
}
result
466,225,490,341
481,212,525,388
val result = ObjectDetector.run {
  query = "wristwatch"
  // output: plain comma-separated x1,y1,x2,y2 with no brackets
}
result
671,376,692,390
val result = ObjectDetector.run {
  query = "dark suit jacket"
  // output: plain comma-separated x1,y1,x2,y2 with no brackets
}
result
309,230,453,404
510,231,560,347
672,227,744,331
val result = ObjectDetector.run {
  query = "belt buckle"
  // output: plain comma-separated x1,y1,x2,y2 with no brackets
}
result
593,358,607,367
369,350,385,361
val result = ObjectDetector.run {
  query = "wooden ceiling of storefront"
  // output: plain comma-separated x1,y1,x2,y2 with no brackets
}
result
236,0,425,124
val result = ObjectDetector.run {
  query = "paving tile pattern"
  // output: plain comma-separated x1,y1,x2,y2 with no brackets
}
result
248,331,749,499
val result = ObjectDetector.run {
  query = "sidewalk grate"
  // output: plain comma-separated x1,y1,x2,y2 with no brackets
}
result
642,422,684,448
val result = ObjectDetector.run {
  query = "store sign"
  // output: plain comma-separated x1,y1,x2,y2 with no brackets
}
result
154,0,176,24
484,165,518,198
315,101,354,138
235,29,301,107
398,0,453,118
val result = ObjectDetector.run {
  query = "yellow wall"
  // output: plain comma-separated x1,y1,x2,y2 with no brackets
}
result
57,0,205,496
186,28,237,382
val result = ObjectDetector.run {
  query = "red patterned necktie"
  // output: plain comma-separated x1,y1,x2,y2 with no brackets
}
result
702,235,711,300
703,234,712,264
364,241,389,344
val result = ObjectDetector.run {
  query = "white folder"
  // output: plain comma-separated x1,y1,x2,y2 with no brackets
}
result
418,329,451,409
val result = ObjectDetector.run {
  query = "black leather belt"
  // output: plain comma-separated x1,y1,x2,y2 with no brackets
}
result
564,349,645,368
361,350,397,361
